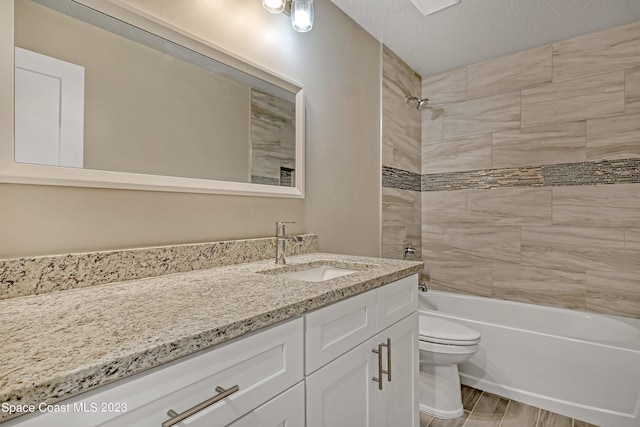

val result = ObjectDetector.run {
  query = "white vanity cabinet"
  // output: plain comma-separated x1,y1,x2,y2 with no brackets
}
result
4,318,304,427
305,275,419,427
4,273,419,427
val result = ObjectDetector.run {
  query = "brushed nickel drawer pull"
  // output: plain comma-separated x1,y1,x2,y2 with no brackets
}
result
371,343,383,390
381,338,391,381
162,384,240,427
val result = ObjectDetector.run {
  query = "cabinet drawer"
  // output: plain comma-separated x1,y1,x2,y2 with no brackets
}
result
376,274,418,332
6,318,303,427
228,382,305,427
305,290,377,374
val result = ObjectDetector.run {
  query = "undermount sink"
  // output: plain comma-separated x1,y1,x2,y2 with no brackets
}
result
276,265,358,282
257,261,373,283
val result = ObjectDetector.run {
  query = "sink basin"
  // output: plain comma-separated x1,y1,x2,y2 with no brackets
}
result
257,260,374,283
278,265,359,282
276,265,358,282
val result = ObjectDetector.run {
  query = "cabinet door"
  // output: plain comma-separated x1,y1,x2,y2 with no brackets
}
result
306,336,380,427
375,313,419,427
228,382,304,427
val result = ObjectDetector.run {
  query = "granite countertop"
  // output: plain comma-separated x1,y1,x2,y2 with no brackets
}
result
0,252,422,422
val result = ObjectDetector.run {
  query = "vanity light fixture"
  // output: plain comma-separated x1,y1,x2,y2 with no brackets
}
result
263,0,314,33
291,0,314,32
262,0,286,14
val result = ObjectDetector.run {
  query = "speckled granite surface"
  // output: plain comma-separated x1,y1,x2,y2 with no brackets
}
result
0,252,422,423
0,235,318,300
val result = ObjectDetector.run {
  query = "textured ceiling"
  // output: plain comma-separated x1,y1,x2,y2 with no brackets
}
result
329,0,640,77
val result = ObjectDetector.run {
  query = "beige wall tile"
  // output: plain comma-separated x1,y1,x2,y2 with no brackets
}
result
467,188,552,225
443,92,521,139
382,45,422,173
552,184,640,227
421,66,467,105
422,223,443,263
382,188,421,260
521,226,625,272
492,263,586,310
553,20,640,83
467,45,552,99
422,134,492,174
521,71,625,127
428,260,493,297
382,224,406,260
382,142,394,166
586,270,640,318
442,226,521,264
422,190,467,225
626,67,640,114
586,113,640,160
383,45,421,99
383,113,422,172
422,108,443,145
382,188,421,226
492,122,586,168
402,222,422,261
626,228,640,273
383,186,419,207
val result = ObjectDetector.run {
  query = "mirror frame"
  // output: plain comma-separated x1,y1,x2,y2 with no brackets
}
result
0,0,305,198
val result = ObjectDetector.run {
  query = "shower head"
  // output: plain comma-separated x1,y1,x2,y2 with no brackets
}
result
404,94,444,119
404,95,429,110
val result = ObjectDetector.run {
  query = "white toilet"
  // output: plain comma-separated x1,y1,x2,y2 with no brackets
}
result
418,315,481,419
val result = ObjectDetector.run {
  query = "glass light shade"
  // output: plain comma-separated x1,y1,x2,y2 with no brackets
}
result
291,0,314,32
263,0,286,13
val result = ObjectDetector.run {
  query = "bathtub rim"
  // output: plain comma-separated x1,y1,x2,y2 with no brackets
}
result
418,290,640,352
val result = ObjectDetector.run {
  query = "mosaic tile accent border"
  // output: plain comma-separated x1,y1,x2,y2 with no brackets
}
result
383,158,640,192
382,166,422,191
422,158,640,191
0,235,318,300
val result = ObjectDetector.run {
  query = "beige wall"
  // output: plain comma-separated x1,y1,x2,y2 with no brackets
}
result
15,0,252,182
381,46,422,260
0,0,381,258
421,20,640,318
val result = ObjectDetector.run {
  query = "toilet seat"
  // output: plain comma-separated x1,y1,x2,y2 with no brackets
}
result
419,316,480,346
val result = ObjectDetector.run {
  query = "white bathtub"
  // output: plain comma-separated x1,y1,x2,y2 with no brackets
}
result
419,291,640,427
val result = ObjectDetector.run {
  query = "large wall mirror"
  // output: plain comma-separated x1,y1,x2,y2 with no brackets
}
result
0,0,305,197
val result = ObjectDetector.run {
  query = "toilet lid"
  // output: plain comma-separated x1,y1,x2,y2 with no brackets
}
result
419,316,481,345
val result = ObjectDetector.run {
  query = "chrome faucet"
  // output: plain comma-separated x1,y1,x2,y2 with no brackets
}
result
275,221,303,265
403,240,416,260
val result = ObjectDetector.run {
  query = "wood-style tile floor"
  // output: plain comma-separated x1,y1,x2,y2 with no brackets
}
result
420,386,600,427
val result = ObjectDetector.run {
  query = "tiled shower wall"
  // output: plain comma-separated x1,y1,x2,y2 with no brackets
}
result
420,20,640,318
381,46,422,260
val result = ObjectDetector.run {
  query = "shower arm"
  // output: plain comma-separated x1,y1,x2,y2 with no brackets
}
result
404,95,429,110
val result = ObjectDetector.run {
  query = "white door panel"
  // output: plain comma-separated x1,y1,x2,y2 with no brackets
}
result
14,47,84,168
